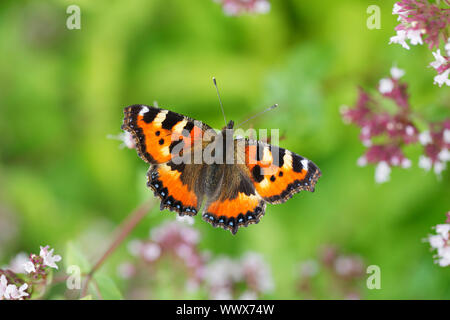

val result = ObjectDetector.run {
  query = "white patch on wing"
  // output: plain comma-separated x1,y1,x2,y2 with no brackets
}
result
154,110,168,127
262,147,273,164
238,193,259,201
173,119,188,133
283,151,293,169
161,146,170,158
259,177,269,189
139,106,149,116
301,159,309,171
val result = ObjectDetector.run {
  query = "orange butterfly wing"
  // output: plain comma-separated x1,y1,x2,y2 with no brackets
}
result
148,162,204,215
122,105,211,164
243,139,321,204
202,164,266,235
122,105,212,215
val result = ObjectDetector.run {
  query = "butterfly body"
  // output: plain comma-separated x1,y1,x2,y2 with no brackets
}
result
122,104,321,234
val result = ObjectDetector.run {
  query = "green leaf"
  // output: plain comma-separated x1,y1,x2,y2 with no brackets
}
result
92,273,123,300
64,242,91,274
80,294,93,300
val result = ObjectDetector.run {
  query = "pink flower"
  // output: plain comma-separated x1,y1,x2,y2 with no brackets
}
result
391,65,406,79
375,161,391,184
429,49,450,87
7,253,28,274
117,262,136,279
433,69,450,87
391,1,450,50
142,243,161,262
4,283,29,300
379,78,394,94
0,275,29,300
342,65,449,182
334,255,364,278
418,121,450,176
390,1,450,87
23,261,36,274
124,221,206,292
436,224,450,239
445,38,450,56
298,246,366,299
390,30,410,49
0,275,7,299
39,245,62,269
427,212,450,267
204,252,274,299
215,0,271,16
107,132,136,149
241,252,274,293
430,50,448,70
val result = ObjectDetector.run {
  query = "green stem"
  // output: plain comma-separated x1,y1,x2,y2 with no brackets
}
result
81,199,154,298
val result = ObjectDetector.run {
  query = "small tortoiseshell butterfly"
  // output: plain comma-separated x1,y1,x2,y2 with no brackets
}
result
122,104,321,234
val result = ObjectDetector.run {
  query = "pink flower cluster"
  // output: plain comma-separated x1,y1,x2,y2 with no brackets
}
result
0,245,61,300
120,219,274,299
0,272,29,300
296,246,365,300
426,212,450,267
23,245,62,278
107,132,136,150
341,67,415,183
418,120,450,174
125,220,205,287
390,0,450,86
214,0,270,16
204,252,274,300
341,66,449,183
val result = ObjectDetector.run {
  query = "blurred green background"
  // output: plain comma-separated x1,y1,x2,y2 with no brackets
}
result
0,0,449,299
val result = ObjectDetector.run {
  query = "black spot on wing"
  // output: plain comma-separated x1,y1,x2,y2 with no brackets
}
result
292,154,305,173
304,160,319,180
167,161,185,173
147,166,198,216
122,105,159,164
143,107,159,123
202,201,266,235
262,160,322,204
182,121,195,137
169,139,184,154
252,165,264,183
161,111,184,130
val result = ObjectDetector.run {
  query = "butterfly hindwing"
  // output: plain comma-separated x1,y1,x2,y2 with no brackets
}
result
243,139,321,204
202,164,266,235
147,162,205,216
122,104,212,164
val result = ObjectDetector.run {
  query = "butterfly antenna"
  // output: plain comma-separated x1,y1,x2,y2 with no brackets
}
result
213,77,227,126
236,104,278,128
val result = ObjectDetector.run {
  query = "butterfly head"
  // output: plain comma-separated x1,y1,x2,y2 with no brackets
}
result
221,120,235,137
226,120,234,129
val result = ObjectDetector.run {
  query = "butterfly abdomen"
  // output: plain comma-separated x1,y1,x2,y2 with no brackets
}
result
203,164,224,199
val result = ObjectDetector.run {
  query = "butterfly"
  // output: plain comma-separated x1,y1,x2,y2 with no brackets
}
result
122,104,321,234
